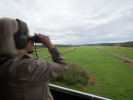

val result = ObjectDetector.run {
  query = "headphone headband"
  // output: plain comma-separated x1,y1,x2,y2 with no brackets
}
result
16,19,28,34
14,19,29,50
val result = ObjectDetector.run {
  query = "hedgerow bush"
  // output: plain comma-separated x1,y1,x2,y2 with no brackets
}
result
51,64,95,88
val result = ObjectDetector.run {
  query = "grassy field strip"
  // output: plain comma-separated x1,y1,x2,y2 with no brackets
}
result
34,48,48,51
37,47,74,57
39,48,76,59
35,50,49,57
36,49,48,52
58,47,74,52
98,48,133,62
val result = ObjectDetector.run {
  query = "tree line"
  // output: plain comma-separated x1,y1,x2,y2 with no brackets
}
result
35,41,133,49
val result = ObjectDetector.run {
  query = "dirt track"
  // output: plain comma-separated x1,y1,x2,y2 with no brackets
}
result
39,48,76,59
98,48,133,62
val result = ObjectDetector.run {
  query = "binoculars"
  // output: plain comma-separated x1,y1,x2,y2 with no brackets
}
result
29,36,41,43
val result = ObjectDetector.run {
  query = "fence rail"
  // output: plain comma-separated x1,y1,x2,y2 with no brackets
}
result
49,84,111,100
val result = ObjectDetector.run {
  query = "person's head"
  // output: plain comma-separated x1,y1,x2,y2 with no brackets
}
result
0,17,33,57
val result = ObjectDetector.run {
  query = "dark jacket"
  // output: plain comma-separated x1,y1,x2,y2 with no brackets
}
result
0,47,68,100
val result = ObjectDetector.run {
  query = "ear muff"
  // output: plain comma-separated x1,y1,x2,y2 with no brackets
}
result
14,19,29,49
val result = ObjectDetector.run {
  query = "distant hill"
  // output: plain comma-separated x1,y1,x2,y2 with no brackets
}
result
85,41,133,47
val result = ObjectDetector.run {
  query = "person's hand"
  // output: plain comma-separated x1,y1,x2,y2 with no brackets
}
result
34,33,54,50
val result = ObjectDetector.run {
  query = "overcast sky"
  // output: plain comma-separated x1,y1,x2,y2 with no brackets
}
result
0,0,133,45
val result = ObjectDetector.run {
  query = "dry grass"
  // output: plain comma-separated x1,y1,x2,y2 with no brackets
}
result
123,60,133,68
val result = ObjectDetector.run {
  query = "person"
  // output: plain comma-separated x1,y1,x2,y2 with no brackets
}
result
0,17,68,100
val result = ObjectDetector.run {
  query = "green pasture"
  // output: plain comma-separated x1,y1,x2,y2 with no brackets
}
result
38,46,133,100
57,47,74,52
36,47,73,57
100,46,133,59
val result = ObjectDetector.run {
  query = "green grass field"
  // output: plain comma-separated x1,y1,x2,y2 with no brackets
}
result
37,46,133,100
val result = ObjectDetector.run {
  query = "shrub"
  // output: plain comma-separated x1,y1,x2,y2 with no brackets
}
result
51,64,95,88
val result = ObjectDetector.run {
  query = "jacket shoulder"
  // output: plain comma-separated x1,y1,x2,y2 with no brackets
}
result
22,54,36,59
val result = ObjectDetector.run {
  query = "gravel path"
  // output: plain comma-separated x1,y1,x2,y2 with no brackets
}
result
98,48,133,62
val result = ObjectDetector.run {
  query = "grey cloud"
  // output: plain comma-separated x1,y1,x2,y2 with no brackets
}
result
0,0,133,44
